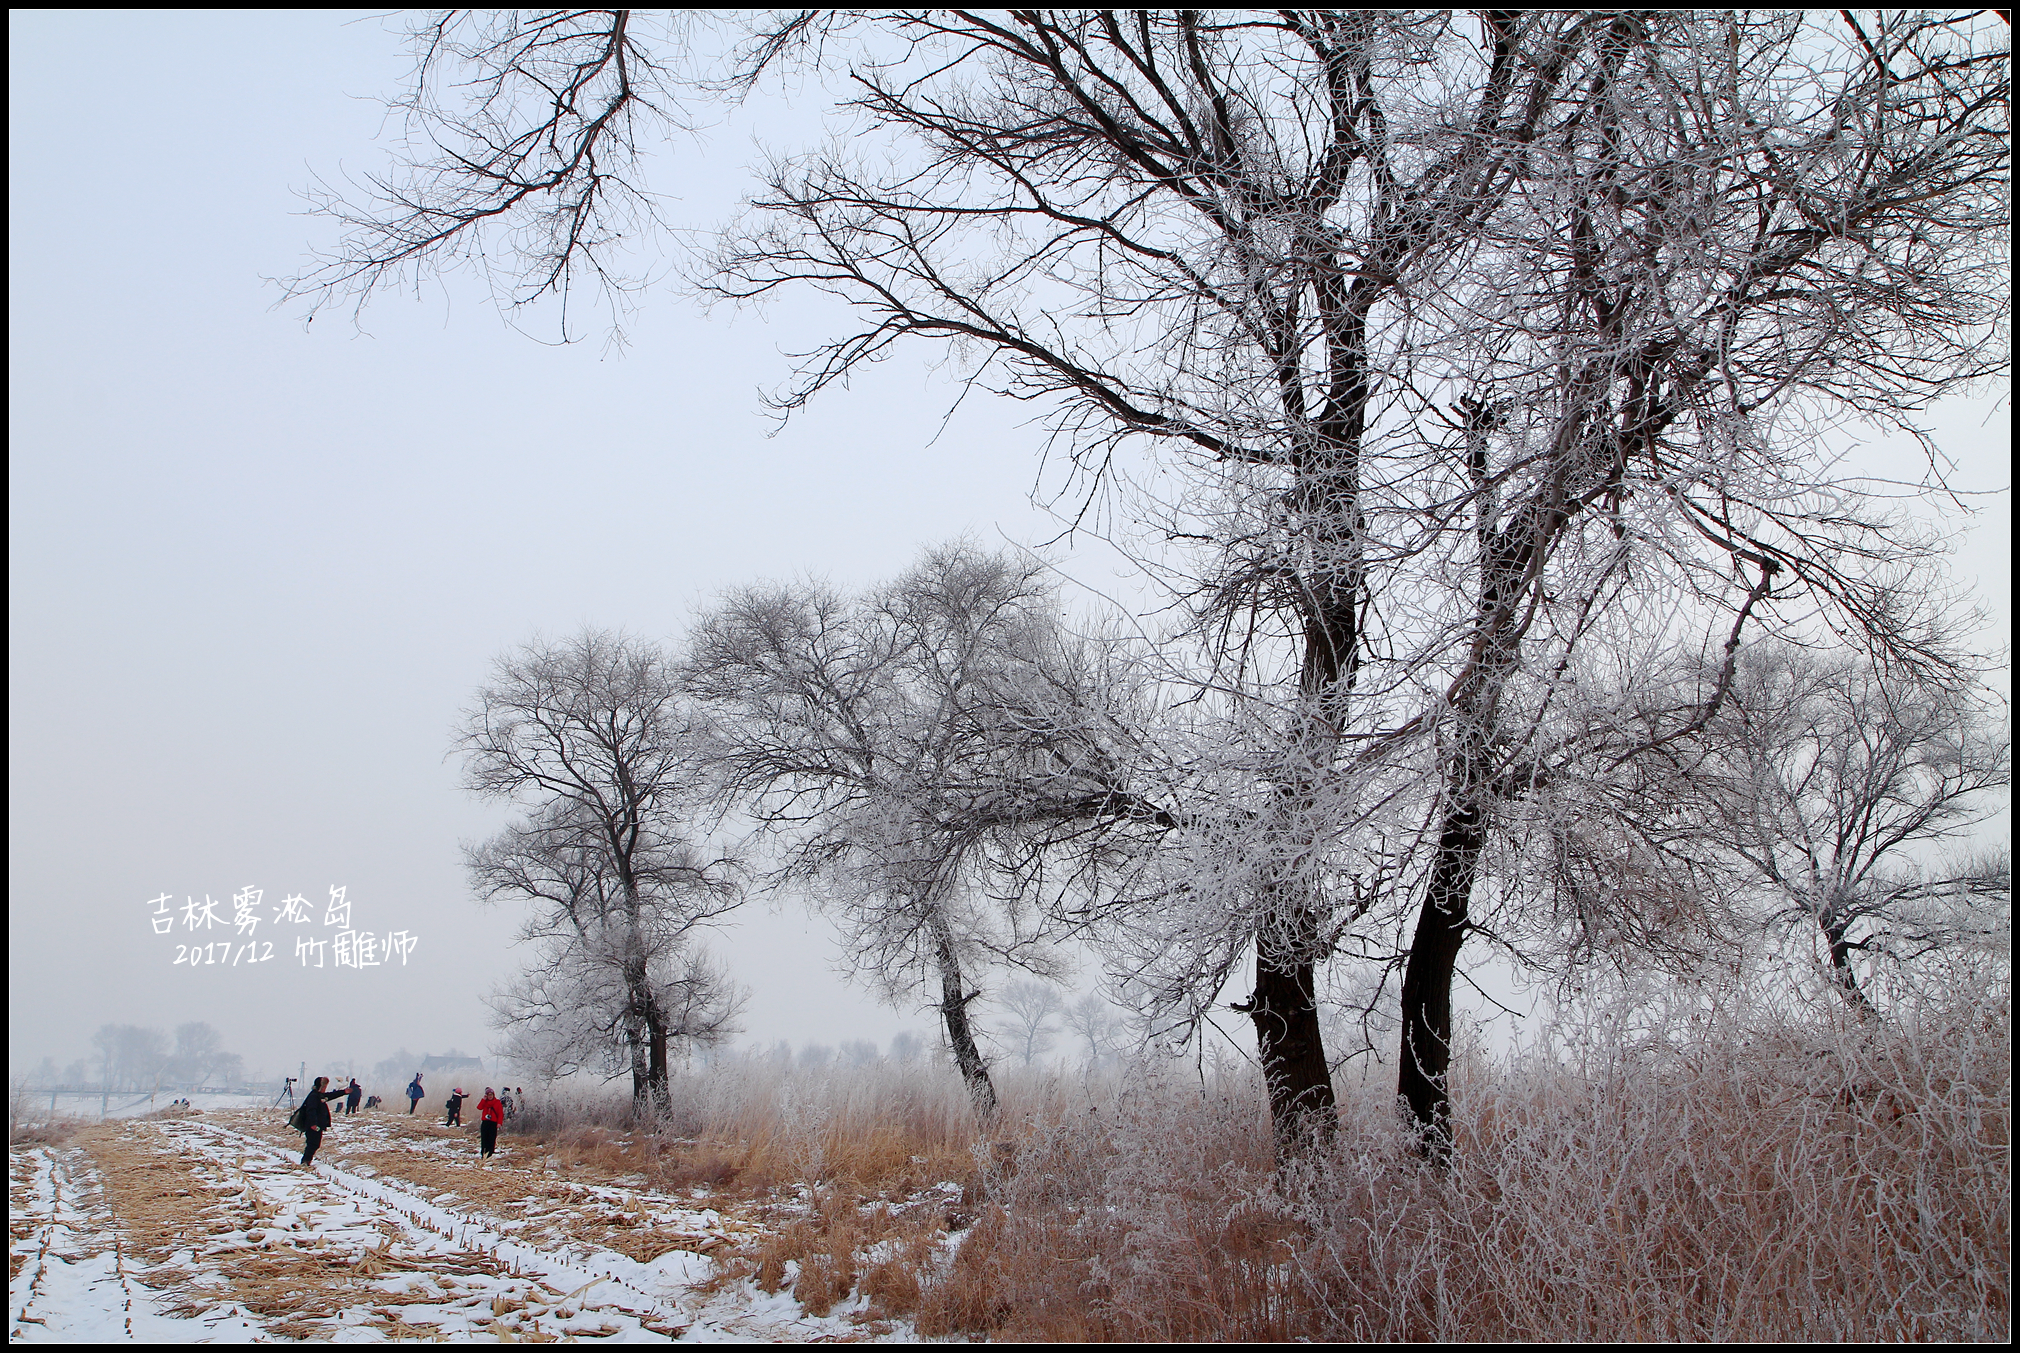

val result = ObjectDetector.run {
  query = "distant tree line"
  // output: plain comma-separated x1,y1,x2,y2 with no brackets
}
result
31,1022,248,1093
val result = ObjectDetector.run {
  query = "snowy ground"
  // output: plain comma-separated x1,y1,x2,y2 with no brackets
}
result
8,1137,266,1342
9,1108,940,1342
32,1090,276,1121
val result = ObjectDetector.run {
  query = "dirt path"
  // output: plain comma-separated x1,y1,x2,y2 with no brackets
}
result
212,1108,756,1270
12,1108,926,1341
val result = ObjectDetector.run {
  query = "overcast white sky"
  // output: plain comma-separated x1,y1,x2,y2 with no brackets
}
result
8,12,2008,1088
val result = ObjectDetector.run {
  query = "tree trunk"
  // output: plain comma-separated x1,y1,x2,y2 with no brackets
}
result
1247,912,1338,1149
929,908,998,1121
1821,911,1879,1021
1395,408,1556,1159
1245,455,1362,1153
645,1002,672,1108
618,877,671,1111
1251,295,1371,1146
1397,797,1484,1159
625,1010,650,1108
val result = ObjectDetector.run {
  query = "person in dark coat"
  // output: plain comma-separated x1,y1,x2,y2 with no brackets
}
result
445,1087,468,1126
296,1075,349,1167
344,1078,363,1115
407,1074,424,1114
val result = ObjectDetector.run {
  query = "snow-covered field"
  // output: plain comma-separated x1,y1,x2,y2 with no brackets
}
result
33,1091,279,1121
9,1107,939,1342
9,1139,266,1341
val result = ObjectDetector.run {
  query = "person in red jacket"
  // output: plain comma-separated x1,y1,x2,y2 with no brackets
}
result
477,1088,505,1163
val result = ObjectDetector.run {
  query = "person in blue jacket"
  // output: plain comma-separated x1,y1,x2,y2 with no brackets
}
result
407,1074,425,1114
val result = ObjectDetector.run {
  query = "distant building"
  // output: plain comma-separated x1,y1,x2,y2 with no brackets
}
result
420,1052,485,1077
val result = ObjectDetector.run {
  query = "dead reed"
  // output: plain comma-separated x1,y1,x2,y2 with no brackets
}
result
898,983,2010,1342
7,1080,80,1147
505,1056,1019,1203
576,977,2009,1341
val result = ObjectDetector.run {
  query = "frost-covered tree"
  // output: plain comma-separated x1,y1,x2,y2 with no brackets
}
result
459,629,744,1108
294,11,2010,1156
995,979,1065,1067
701,11,2013,1154
1062,989,1128,1070
688,544,1145,1117
170,1022,230,1089
838,1039,883,1068
484,887,747,1089
1481,632,2010,1021
1680,645,2008,1012
91,1024,171,1094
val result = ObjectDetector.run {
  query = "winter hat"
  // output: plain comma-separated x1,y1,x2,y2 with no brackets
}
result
453,1088,464,1096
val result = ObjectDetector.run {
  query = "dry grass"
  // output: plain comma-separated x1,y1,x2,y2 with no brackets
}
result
634,977,2010,1341
506,1057,999,1207
135,1103,203,1121
32,975,2001,1341
877,983,2010,1342
79,1120,364,1336
730,1185,948,1321
6,1119,79,1148
8,1081,81,1147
